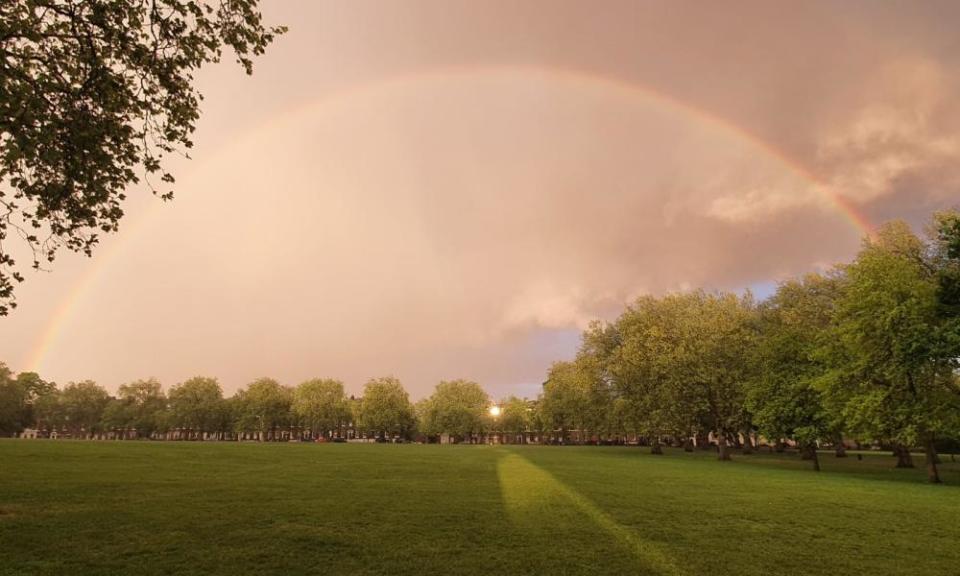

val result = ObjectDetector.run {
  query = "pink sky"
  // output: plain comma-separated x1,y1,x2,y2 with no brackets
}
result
2,0,959,399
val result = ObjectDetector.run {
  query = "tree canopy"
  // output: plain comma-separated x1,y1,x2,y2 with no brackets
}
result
292,378,349,439
167,376,224,437
355,376,415,440
418,379,490,441
0,0,285,314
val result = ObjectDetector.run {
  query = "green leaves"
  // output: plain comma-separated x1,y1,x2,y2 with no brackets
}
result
821,217,960,446
418,379,490,440
541,358,608,442
748,273,839,447
0,0,285,314
292,378,348,438
167,376,225,434
235,377,292,434
355,376,415,439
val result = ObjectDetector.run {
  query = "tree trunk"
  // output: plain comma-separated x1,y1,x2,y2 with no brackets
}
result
650,437,663,455
800,445,815,460
810,443,821,472
741,432,754,455
774,439,786,453
682,437,694,452
696,432,710,450
894,444,915,468
834,441,847,458
729,432,741,449
717,434,731,461
924,437,942,484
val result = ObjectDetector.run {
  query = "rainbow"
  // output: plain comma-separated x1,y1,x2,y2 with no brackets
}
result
24,64,874,374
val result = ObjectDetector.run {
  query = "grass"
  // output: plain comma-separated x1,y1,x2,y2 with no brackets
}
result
0,441,958,576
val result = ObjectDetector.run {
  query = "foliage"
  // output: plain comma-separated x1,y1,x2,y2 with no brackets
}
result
0,363,53,434
355,376,415,439
418,379,489,441
58,380,110,436
605,291,757,457
498,396,533,439
540,354,611,444
747,273,841,461
0,0,285,314
818,220,960,480
102,378,166,436
234,377,292,437
292,378,348,438
167,376,224,436
609,295,692,449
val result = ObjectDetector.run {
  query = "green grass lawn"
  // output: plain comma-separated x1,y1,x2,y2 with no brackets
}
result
1,441,958,576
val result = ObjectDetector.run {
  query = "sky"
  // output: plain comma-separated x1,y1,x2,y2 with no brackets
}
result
2,0,960,399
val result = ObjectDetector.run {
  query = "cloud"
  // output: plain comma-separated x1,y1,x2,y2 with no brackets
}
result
817,58,960,204
4,1,960,398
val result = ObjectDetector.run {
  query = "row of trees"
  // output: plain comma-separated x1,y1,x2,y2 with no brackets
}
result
0,367,524,444
0,372,420,442
2,212,958,482
535,211,960,483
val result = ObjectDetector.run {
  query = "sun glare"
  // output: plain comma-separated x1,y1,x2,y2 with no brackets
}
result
489,405,501,417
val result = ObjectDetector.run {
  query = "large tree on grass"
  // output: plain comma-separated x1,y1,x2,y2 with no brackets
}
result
0,0,285,314
355,376,415,441
292,378,349,439
235,377,292,441
498,396,533,444
0,363,54,434
418,379,490,443
608,296,681,454
541,358,610,445
820,219,960,483
748,273,842,471
167,376,224,439
102,378,166,438
0,362,25,434
608,291,757,459
662,291,758,460
59,379,109,437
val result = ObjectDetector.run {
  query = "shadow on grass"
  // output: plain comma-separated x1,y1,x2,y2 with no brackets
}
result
496,449,685,576
713,448,960,486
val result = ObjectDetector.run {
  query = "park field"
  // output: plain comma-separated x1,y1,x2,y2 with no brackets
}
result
0,441,958,576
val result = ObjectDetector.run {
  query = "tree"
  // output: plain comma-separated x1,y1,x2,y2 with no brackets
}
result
609,295,682,454
498,396,533,444
821,220,960,482
32,381,61,432
0,0,285,314
102,378,165,438
540,357,609,445
418,379,490,443
167,376,224,440
292,378,348,439
0,362,24,434
606,291,756,459
0,365,55,435
355,376,415,441
579,322,626,441
59,380,110,437
235,377,292,441
690,292,758,460
748,273,841,471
